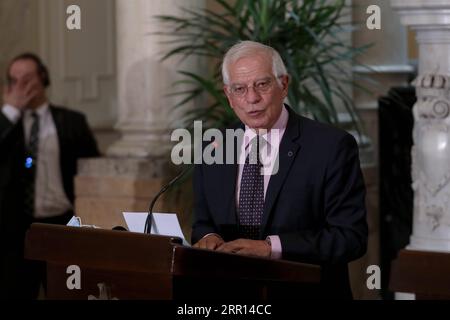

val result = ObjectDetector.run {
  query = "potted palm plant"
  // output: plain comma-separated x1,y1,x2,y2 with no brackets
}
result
156,0,368,139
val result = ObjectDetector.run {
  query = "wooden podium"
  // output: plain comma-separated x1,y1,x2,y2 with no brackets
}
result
389,249,450,299
25,223,321,300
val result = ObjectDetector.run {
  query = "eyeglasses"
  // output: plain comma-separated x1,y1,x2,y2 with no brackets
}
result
228,77,281,97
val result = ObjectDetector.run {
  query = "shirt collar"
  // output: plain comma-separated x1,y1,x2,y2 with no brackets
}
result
24,102,49,118
243,105,289,149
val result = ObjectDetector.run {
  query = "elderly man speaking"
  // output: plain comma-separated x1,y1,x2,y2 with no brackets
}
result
191,41,367,299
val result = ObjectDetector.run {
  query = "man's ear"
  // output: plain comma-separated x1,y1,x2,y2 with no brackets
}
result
281,75,290,97
223,85,229,97
6,76,12,87
282,74,290,89
223,86,234,109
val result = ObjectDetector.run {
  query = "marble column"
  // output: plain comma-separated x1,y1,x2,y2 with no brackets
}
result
391,0,450,252
75,0,202,235
108,0,202,157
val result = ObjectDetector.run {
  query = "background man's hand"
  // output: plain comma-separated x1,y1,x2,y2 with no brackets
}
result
216,239,271,258
3,79,39,110
193,234,224,250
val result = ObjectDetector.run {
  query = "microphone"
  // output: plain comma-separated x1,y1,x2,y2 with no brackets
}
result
144,166,192,234
112,226,128,231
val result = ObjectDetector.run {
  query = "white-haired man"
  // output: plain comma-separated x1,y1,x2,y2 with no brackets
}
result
191,41,367,299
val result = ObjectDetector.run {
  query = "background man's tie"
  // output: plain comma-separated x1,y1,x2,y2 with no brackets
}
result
23,112,39,217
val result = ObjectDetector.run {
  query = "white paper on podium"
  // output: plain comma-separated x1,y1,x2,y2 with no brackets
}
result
123,212,190,246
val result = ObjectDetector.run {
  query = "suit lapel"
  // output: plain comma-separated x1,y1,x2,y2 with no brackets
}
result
261,109,302,235
223,161,238,225
224,123,243,226
49,105,64,149
49,105,66,170
49,105,71,199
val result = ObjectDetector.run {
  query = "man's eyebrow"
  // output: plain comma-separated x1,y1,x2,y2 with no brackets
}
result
22,72,36,78
9,72,34,79
231,76,272,85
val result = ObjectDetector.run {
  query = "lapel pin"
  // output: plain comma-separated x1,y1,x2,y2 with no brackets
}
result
288,151,294,157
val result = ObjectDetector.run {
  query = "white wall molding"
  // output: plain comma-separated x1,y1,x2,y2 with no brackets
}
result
353,64,415,74
36,0,118,130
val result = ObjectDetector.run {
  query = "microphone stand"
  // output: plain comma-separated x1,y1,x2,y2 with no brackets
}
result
144,166,192,234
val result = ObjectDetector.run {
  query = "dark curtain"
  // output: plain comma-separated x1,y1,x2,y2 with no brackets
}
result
378,86,416,300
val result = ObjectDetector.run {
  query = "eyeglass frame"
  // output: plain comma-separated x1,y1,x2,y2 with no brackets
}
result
225,75,287,97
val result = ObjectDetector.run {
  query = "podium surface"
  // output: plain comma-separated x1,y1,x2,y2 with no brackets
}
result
25,223,321,300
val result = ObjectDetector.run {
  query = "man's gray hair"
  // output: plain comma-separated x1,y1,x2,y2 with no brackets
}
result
222,41,288,85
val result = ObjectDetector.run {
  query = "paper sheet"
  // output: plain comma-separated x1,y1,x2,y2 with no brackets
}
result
123,212,190,246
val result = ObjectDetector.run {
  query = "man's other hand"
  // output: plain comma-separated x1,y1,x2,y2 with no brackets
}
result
216,239,271,258
193,234,224,250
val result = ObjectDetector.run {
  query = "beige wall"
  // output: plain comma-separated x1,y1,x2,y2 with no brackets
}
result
408,29,418,61
0,0,119,154
0,0,40,91
351,0,414,300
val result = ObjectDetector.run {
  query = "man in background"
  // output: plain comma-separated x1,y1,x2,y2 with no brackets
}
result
0,53,99,299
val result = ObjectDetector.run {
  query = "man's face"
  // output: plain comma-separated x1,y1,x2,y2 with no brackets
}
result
7,59,46,107
224,54,289,131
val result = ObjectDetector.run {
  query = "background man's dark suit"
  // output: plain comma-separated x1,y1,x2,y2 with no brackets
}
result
0,105,99,298
192,108,368,298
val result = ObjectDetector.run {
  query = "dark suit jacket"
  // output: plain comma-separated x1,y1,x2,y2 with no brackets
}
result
192,107,368,299
0,104,99,297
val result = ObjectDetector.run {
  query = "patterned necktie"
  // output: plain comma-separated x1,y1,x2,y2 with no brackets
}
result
238,136,265,239
23,112,39,217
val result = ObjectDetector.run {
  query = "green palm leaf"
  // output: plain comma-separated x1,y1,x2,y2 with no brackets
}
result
155,0,367,134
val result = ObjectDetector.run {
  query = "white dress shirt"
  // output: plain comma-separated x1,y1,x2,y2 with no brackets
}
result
2,103,73,218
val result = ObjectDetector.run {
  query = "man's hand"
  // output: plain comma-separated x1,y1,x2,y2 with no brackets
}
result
193,234,224,250
2,79,40,110
216,239,271,258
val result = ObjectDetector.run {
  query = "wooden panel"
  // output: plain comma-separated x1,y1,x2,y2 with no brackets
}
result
25,224,322,300
47,264,173,300
25,223,181,274
390,249,450,299
172,246,320,284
